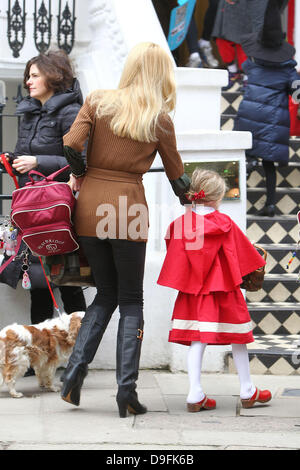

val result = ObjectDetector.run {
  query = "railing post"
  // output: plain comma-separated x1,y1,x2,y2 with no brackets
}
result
0,81,7,215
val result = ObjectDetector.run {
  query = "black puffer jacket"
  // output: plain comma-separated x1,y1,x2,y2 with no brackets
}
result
0,79,83,289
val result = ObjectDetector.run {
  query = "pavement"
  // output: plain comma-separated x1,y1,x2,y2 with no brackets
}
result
0,369,299,451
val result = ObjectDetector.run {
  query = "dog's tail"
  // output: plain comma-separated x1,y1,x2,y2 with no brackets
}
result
0,340,4,387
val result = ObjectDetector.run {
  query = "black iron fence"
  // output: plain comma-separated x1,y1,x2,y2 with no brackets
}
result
0,83,24,214
5,0,76,58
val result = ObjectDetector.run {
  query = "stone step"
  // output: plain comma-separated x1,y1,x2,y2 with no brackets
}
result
248,302,300,335
247,215,299,244
246,273,300,304
226,334,300,375
221,93,243,115
247,187,300,215
247,163,300,189
247,243,300,275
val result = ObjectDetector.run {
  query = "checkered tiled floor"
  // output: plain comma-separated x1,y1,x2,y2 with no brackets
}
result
221,88,300,375
248,334,300,353
227,335,300,375
249,302,300,335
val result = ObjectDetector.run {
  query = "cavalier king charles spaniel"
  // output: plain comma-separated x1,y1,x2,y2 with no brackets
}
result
0,311,84,398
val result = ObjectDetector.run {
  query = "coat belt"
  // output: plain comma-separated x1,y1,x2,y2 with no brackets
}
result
86,167,143,184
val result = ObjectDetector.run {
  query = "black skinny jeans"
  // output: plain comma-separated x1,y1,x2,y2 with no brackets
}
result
79,237,147,320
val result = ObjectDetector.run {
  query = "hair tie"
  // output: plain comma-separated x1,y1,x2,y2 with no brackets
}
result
191,190,205,201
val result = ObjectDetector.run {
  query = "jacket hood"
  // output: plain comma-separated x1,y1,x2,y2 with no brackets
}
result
183,210,232,241
201,210,232,235
16,78,83,115
166,210,232,255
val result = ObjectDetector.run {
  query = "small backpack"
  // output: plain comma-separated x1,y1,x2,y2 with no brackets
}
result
11,165,79,256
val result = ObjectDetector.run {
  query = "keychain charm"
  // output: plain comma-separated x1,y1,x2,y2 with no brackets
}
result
22,271,31,290
21,250,31,290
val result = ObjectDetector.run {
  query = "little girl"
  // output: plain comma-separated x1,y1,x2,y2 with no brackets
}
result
158,169,272,411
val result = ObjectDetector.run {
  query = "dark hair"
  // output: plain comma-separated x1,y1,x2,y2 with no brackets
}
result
23,50,74,93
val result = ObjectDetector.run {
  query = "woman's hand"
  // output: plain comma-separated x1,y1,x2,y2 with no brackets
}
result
68,174,85,192
12,155,37,174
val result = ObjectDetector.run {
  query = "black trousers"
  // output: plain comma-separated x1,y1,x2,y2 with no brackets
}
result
30,286,86,325
202,0,220,41
262,160,277,206
79,237,146,320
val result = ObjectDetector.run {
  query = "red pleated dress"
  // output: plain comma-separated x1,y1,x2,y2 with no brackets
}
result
157,209,266,346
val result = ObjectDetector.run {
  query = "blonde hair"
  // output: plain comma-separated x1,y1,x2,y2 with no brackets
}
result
187,168,227,204
89,42,176,143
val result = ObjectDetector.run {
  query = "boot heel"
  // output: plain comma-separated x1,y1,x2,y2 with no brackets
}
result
117,400,128,418
61,365,88,407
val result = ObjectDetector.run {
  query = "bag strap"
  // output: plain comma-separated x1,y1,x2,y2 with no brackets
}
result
27,165,70,184
0,154,63,318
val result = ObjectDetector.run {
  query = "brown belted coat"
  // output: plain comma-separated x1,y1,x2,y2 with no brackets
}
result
63,92,185,242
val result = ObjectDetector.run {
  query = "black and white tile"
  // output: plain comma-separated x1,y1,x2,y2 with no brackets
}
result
247,188,300,215
246,274,300,303
227,335,300,375
248,302,300,335
221,89,300,375
247,216,299,244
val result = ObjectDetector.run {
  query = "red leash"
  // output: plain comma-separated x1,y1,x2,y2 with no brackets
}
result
0,153,62,316
0,153,20,189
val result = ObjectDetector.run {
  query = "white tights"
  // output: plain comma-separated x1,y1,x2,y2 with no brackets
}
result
186,342,256,403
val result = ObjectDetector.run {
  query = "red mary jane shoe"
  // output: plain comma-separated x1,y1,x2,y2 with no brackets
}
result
187,395,216,412
241,387,272,408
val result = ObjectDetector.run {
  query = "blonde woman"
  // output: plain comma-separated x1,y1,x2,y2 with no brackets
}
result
60,42,190,417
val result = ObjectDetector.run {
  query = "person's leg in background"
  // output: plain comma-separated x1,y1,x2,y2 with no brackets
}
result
61,237,119,406
258,160,276,217
110,239,147,417
151,0,181,65
59,286,86,313
30,288,53,325
215,38,241,90
198,0,220,68
236,43,248,90
246,154,259,178
185,14,203,68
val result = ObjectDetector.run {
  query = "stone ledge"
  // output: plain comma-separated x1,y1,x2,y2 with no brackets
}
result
176,130,252,151
175,67,228,88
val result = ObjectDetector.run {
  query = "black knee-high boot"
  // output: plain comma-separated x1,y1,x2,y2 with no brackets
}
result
61,304,114,406
116,313,147,417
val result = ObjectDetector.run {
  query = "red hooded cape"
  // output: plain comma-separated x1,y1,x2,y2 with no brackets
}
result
157,210,266,295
